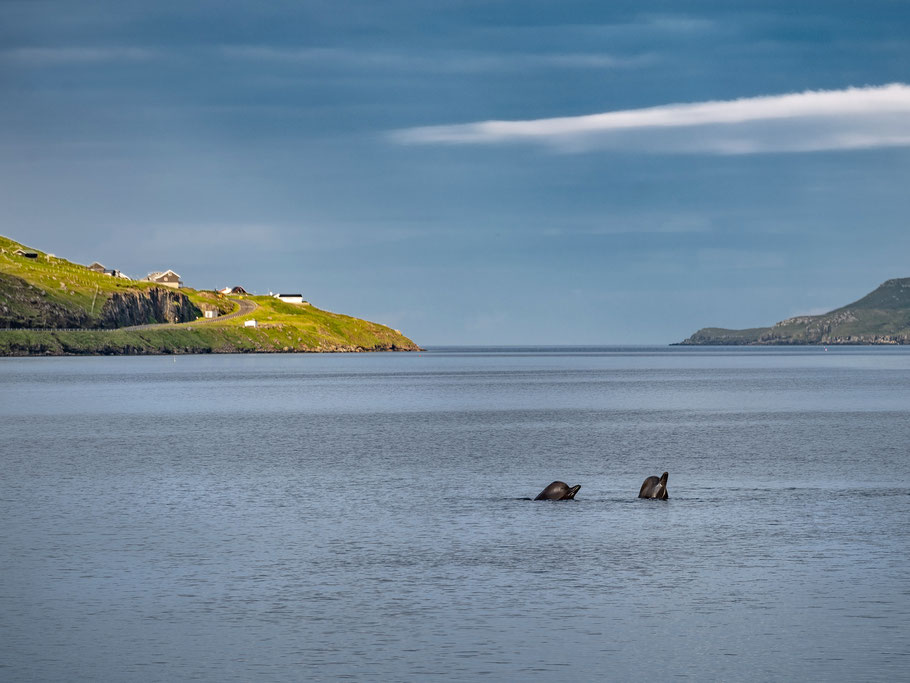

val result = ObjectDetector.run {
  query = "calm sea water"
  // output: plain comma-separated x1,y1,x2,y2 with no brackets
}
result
2,347,909,681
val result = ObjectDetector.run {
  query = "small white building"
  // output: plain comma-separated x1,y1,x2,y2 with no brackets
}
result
203,309,217,319
274,293,306,304
243,319,258,328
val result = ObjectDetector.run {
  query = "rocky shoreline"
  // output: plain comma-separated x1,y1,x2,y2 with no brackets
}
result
0,328,422,357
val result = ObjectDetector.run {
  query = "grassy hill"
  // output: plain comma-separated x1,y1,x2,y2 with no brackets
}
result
0,235,175,328
0,235,421,355
679,278,910,345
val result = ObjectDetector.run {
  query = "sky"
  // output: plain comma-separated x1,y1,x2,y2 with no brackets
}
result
2,0,910,345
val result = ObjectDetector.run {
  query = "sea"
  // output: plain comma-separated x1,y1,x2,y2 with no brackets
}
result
1,346,908,681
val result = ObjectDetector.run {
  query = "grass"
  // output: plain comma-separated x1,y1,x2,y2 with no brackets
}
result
215,296,414,348
154,295,419,352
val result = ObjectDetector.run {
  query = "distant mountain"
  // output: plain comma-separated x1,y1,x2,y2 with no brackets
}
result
678,278,910,345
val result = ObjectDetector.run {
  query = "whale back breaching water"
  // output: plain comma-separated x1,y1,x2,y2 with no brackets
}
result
639,471,669,500
534,481,581,500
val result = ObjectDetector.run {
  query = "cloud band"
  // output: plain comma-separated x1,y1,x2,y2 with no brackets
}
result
391,84,910,154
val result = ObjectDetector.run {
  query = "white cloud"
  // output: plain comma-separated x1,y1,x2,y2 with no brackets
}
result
392,84,910,154
2,47,157,65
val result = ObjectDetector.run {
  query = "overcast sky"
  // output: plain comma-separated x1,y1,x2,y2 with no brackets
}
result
2,0,909,344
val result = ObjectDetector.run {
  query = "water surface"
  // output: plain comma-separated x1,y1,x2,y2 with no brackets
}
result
2,347,908,680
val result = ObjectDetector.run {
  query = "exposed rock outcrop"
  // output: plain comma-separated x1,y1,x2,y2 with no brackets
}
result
99,288,200,328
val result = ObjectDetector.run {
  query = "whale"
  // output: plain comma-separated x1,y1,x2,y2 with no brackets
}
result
638,472,669,500
535,481,581,501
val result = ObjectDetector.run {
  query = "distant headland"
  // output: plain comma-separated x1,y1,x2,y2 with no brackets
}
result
0,235,421,356
677,278,910,345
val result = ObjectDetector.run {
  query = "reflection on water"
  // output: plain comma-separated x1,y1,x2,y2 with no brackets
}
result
1,347,909,681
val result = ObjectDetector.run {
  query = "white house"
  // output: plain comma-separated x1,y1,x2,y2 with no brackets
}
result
274,293,306,304
142,270,183,288
243,319,258,328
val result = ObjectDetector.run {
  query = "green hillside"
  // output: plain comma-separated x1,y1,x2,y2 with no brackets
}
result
0,235,421,355
0,235,168,328
679,278,910,345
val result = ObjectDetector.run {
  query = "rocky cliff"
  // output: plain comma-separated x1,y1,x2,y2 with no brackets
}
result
100,288,200,328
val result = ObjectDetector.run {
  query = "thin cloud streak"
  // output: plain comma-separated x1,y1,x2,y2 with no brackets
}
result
392,84,910,154
221,45,652,73
2,47,158,65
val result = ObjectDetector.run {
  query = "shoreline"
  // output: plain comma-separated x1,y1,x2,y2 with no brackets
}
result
0,326,422,357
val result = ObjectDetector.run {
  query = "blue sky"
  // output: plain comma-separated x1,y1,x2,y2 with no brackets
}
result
2,1,909,344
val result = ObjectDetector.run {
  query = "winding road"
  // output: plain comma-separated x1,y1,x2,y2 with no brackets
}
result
202,297,257,324
123,297,258,331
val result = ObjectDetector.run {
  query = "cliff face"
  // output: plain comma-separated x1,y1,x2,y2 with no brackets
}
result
100,288,200,328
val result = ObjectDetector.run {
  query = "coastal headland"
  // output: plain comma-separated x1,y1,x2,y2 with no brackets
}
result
0,235,421,356
678,277,910,345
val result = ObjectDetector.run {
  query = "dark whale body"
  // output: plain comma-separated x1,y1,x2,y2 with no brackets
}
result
535,481,581,501
639,471,669,500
